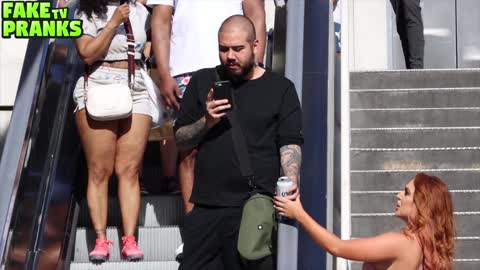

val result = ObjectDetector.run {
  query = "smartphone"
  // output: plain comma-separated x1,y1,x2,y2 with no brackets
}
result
213,80,233,110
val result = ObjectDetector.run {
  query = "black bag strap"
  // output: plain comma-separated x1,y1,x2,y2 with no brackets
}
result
213,67,256,190
123,11,136,90
227,110,256,189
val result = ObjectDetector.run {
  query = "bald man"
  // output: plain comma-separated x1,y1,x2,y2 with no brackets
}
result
147,5,266,252
174,15,303,270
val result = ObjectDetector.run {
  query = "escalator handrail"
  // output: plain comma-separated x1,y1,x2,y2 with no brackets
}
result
0,37,51,265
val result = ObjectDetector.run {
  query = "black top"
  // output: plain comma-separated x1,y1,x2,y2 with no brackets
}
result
174,67,303,207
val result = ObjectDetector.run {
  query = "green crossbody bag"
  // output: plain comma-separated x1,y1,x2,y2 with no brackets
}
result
237,193,278,260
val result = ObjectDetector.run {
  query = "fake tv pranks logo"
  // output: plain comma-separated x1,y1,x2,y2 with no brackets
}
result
2,1,82,38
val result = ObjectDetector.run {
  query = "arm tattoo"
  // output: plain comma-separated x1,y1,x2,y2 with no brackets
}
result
280,144,302,182
175,117,209,151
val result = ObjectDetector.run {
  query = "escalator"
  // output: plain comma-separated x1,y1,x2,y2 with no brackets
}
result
0,3,186,269
0,2,304,270
0,26,87,269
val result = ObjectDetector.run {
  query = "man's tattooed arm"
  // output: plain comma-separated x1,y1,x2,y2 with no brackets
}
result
175,117,209,151
280,144,302,198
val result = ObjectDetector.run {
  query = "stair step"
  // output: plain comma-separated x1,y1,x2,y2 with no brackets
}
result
350,149,480,171
70,261,179,270
350,70,480,90
351,88,480,109
351,128,480,148
78,195,183,227
449,238,480,260
350,171,480,191
351,215,480,238
350,261,480,270
74,226,182,263
351,192,480,213
348,69,480,268
351,108,480,128
452,262,480,270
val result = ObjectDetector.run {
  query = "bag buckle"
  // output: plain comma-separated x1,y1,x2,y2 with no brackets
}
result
247,176,256,190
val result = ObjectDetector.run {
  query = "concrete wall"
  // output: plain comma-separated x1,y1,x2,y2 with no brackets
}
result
0,29,28,148
0,0,29,107
0,0,32,145
0,37,27,106
348,0,391,70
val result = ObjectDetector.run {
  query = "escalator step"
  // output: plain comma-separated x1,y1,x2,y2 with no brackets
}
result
78,195,184,227
70,261,179,270
74,226,182,262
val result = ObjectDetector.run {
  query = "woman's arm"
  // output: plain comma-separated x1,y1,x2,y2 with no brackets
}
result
275,196,407,262
75,3,130,65
243,0,266,64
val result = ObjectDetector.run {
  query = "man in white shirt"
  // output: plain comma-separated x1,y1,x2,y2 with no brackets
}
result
147,0,266,261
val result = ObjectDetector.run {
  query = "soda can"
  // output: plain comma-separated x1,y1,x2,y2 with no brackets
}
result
276,176,293,197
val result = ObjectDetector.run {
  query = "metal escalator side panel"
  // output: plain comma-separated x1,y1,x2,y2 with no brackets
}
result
1,3,85,269
0,37,50,268
2,36,84,270
271,7,287,75
298,0,335,269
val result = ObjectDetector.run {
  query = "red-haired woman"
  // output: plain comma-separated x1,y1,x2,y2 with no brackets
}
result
274,173,455,270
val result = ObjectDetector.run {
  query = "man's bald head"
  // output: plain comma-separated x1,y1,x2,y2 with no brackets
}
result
219,15,256,43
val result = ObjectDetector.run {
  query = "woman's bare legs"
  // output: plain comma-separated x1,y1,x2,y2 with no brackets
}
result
76,110,118,239
115,113,151,236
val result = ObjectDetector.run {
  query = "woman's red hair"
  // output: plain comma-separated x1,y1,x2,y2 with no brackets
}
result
404,173,455,270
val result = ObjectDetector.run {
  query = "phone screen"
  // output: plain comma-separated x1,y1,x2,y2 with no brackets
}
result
213,80,233,110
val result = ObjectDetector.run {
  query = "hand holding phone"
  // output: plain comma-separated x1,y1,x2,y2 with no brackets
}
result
213,80,233,111
205,88,232,129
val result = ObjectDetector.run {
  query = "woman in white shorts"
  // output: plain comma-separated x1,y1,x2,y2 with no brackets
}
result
74,0,151,262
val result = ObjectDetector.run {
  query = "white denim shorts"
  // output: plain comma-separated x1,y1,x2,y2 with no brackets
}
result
73,66,152,117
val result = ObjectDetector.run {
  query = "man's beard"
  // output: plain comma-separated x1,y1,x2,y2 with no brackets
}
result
223,58,255,83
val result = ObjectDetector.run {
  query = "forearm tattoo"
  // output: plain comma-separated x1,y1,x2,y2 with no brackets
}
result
175,117,209,151
280,144,302,182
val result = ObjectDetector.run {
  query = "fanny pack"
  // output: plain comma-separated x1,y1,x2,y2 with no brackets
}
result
83,18,135,121
237,193,277,260
220,66,277,260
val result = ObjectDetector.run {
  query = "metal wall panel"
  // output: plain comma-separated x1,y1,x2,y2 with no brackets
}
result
457,0,480,68
299,0,332,269
422,0,457,68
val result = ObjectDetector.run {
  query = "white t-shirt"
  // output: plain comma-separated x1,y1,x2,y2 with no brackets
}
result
75,1,150,61
333,0,341,24
147,0,243,77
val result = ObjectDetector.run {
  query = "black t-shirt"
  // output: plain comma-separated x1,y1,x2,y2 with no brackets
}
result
174,67,303,207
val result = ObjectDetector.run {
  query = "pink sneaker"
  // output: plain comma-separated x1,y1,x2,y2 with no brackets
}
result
121,236,144,261
89,238,113,263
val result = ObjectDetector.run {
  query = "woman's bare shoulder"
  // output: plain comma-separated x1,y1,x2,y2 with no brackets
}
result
391,231,422,256
379,231,420,249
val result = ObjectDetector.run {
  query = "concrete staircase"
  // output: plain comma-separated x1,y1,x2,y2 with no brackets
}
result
348,70,480,270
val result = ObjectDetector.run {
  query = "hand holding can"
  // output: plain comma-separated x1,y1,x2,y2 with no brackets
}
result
276,177,294,221
276,176,293,197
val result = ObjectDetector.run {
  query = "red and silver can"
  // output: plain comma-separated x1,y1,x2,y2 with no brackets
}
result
276,176,293,197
